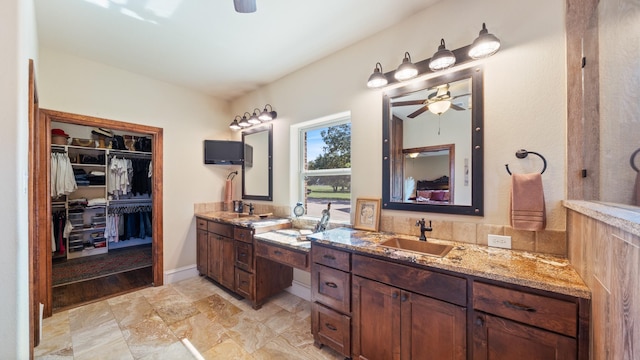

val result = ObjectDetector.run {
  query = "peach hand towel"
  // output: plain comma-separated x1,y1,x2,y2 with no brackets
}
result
510,173,546,231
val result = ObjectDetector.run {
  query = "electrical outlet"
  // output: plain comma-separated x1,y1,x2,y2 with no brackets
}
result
488,234,512,249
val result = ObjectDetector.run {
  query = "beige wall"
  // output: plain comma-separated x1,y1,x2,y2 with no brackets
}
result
37,48,234,274
1,0,38,357
231,0,567,230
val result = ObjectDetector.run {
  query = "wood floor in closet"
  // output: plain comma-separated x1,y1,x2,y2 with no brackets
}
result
52,267,153,312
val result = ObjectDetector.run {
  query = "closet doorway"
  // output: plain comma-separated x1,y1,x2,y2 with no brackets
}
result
35,109,163,317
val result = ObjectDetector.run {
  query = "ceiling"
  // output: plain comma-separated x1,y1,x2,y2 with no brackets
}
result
35,0,440,101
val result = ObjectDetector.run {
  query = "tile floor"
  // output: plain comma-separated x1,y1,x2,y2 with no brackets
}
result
35,276,343,359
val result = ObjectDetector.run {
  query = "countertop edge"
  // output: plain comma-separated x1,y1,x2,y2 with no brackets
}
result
563,200,640,238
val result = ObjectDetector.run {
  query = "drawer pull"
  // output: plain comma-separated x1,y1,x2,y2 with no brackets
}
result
239,253,247,257
323,254,336,260
325,323,337,331
241,281,248,285
274,250,283,255
325,282,338,288
503,301,537,313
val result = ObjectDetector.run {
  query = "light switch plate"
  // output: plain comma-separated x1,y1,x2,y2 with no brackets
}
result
488,234,512,249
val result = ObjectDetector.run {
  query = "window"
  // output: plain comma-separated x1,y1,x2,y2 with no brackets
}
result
290,112,351,221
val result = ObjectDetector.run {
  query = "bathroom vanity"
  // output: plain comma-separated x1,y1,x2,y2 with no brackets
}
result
195,212,298,309
309,228,590,360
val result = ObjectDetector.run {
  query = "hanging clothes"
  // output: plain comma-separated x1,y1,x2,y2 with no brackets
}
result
51,152,77,197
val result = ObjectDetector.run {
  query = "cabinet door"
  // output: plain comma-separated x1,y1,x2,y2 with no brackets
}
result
220,236,235,289
352,275,401,360
207,233,221,281
401,291,466,360
472,312,576,360
196,229,208,275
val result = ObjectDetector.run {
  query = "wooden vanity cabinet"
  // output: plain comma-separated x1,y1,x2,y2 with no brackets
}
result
351,254,467,360
196,218,208,275
207,222,235,289
471,281,587,360
310,244,352,358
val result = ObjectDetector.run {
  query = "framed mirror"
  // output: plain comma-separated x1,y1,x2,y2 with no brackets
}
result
242,123,273,201
382,66,484,215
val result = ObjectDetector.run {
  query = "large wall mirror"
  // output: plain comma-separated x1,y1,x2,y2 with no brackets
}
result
242,123,273,201
382,66,484,215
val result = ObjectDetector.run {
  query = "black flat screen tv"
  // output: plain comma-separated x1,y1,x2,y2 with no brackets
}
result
204,140,243,165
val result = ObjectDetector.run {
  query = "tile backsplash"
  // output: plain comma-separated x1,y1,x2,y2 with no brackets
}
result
193,202,566,257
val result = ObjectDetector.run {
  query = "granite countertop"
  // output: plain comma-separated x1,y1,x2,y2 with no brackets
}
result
195,211,291,229
308,227,591,299
254,229,312,251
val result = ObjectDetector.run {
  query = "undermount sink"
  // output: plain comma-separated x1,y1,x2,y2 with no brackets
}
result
379,237,453,258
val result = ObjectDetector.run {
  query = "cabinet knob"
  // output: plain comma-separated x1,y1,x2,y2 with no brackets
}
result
401,294,408,302
392,292,399,299
325,323,337,331
503,301,537,313
475,317,484,326
325,282,338,288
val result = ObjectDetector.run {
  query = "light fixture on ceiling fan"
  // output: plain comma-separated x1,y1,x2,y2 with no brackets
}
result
234,0,257,13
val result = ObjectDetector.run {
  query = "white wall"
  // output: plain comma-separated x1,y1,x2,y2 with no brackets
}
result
0,0,38,357
232,0,567,230
38,48,234,274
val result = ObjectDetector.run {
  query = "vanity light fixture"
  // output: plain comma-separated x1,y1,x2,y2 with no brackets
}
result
429,39,456,71
367,62,388,89
469,23,501,59
238,113,252,128
229,116,242,130
248,108,262,125
366,21,500,88
394,52,419,81
258,104,277,121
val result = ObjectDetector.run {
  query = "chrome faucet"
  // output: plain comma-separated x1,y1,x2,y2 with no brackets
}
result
416,219,432,241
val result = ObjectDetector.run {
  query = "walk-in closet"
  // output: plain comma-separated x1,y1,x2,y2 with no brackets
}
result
36,109,164,314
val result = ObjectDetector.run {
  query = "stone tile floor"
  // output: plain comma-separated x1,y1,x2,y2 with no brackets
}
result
35,276,343,359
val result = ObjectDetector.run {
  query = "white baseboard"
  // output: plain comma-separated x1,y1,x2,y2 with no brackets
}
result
285,279,311,301
163,264,199,284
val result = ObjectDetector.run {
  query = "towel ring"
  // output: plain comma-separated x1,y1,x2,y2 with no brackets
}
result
505,149,547,175
631,148,640,173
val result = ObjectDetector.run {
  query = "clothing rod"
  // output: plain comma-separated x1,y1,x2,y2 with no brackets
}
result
109,150,152,159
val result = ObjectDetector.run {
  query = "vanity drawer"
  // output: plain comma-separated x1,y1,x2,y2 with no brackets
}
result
234,241,253,271
235,268,254,299
208,221,233,238
234,227,253,243
312,302,351,358
312,245,351,272
196,218,208,230
256,242,309,271
352,254,466,306
473,281,577,337
312,263,351,313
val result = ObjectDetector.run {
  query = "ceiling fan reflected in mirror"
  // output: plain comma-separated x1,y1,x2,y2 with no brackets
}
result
393,84,471,118
234,0,256,13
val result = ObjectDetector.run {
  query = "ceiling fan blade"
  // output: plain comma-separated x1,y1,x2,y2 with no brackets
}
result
450,103,466,111
234,0,256,13
392,100,427,106
408,106,428,118
452,93,471,100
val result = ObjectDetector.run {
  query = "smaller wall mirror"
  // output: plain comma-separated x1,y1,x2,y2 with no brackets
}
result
382,66,484,215
242,124,273,201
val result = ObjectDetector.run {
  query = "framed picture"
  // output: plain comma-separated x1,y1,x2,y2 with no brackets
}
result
353,198,381,232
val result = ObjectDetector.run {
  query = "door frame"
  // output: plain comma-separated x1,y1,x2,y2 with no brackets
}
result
34,108,164,317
